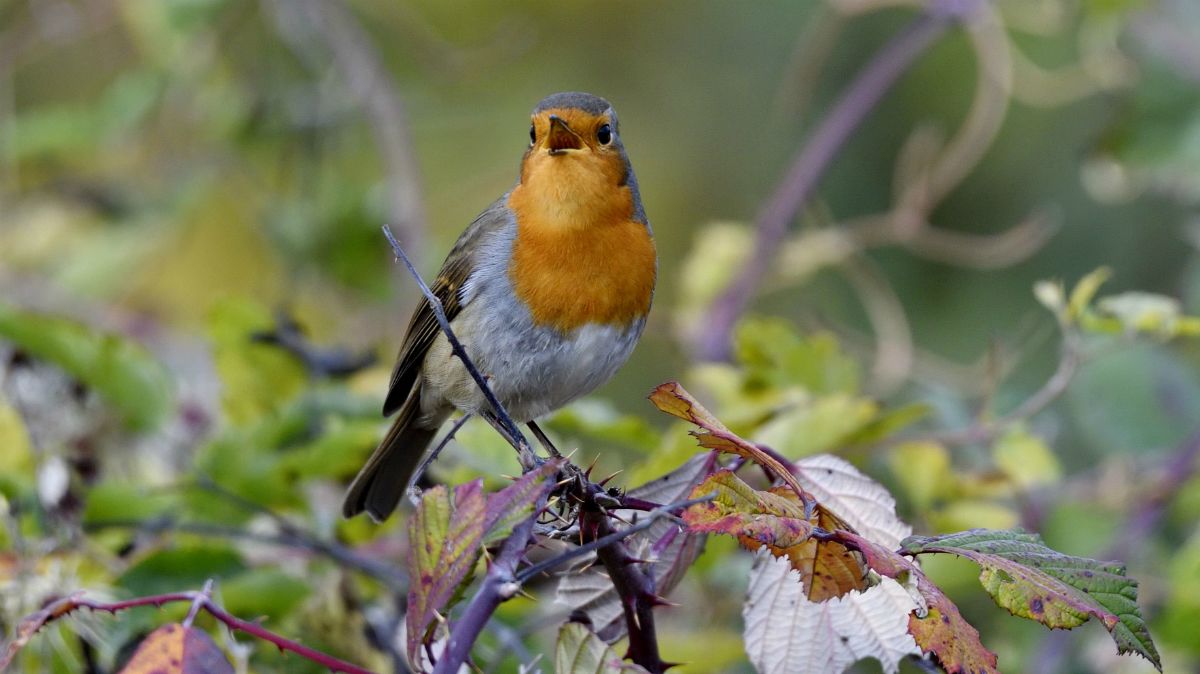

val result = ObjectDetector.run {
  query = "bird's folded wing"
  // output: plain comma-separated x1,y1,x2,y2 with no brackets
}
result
382,197,511,415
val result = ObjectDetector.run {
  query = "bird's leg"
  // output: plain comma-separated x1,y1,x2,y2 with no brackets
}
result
527,420,562,458
406,413,472,507
481,411,541,471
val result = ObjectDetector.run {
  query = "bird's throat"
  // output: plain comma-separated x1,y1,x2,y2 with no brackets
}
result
506,168,655,333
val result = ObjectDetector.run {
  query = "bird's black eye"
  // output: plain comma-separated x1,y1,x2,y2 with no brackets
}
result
529,124,536,145
597,124,612,145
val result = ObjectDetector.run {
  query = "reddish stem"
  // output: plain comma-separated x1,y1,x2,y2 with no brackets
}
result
3,590,375,674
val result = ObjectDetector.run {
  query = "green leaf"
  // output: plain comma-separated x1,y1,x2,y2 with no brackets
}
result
555,621,649,674
82,482,177,525
0,303,174,430
220,568,310,620
888,441,952,511
840,402,930,446
481,460,561,545
406,461,558,664
0,402,33,475
276,418,381,480
993,427,1060,490
901,528,1162,670
733,319,859,394
753,393,878,458
406,481,486,665
206,299,306,426
1094,291,1185,336
117,546,245,597
1156,530,1200,654
839,530,998,674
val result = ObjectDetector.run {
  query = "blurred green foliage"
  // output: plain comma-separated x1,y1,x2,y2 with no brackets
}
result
2,1,1200,673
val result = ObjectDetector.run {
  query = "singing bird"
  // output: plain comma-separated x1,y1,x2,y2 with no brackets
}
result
343,92,656,521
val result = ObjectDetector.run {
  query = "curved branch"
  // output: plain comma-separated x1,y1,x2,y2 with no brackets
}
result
270,0,427,256
696,0,984,361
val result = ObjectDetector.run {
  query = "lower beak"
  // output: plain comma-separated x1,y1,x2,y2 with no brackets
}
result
546,115,583,154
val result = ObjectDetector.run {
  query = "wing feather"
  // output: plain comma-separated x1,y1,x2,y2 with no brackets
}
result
381,198,510,415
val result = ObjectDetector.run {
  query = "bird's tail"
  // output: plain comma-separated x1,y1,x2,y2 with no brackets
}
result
342,389,441,521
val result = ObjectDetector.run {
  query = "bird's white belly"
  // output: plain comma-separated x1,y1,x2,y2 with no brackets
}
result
419,311,644,424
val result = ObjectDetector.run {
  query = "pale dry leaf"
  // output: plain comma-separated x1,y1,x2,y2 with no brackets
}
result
793,454,911,548
555,622,650,674
744,553,920,674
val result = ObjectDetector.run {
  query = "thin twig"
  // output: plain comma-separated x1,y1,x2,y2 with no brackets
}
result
381,225,535,469
85,518,406,593
904,327,1081,447
0,589,375,674
251,309,376,378
408,413,474,505
1029,428,1200,674
182,579,213,628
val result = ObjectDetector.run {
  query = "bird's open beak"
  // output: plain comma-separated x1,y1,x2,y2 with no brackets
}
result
546,115,583,155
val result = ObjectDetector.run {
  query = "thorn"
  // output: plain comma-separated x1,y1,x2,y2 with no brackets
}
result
608,511,634,526
624,557,654,566
662,661,685,670
583,456,599,479
646,594,680,608
499,473,518,482
597,470,623,487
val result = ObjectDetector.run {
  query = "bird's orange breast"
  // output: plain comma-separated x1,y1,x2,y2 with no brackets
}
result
506,184,655,333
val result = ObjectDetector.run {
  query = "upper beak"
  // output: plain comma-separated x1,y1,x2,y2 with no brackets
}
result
546,115,584,154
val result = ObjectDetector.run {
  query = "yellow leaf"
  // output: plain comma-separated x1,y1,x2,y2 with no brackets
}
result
993,428,1060,490
930,500,1018,533
1067,267,1112,320
0,402,33,474
754,394,878,458
127,180,283,325
889,441,952,511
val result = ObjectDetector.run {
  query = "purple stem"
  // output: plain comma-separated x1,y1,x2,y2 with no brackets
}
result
432,509,541,674
580,505,670,673
695,1,979,362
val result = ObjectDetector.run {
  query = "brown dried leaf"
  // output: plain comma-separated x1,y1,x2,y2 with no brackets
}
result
840,531,999,674
683,471,868,600
119,624,233,674
648,382,812,504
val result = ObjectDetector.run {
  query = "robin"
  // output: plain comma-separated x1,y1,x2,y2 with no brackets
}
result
343,92,656,521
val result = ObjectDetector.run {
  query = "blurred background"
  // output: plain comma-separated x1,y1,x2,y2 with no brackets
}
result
2,0,1199,672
